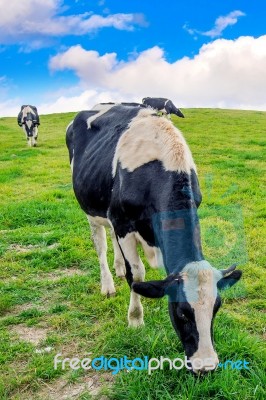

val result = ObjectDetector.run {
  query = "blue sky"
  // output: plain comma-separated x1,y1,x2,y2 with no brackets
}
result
0,0,266,116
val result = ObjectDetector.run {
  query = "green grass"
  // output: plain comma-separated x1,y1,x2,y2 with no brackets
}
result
0,109,265,399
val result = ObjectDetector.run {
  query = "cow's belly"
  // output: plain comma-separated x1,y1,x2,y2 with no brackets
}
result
73,158,114,217
73,184,111,217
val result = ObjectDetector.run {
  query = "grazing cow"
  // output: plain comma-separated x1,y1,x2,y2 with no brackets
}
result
17,105,40,147
142,97,184,118
66,104,242,374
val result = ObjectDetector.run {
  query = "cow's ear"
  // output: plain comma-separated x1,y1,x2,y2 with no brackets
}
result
132,275,179,299
217,269,242,290
132,280,166,298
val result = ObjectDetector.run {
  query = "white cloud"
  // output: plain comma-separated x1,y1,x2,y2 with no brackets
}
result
2,35,266,116
38,89,126,115
203,10,245,38
0,97,21,117
48,36,266,111
184,10,245,38
0,0,146,47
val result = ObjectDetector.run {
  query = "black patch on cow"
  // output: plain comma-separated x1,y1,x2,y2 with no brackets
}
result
124,258,134,286
210,295,222,345
68,105,142,216
168,301,199,358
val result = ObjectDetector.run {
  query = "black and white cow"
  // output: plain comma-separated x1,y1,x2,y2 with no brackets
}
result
66,104,242,374
17,105,40,147
142,97,184,118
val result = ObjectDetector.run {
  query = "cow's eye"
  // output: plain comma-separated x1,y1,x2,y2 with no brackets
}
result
180,314,189,323
177,310,188,321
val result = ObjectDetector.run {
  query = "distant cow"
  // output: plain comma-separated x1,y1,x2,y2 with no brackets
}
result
17,105,40,147
142,97,184,118
66,103,242,374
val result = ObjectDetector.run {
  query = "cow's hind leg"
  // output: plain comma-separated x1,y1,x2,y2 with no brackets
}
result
88,216,116,297
118,232,145,327
110,229,126,278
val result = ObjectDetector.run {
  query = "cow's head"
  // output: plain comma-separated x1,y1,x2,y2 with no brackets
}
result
173,108,184,118
132,261,242,374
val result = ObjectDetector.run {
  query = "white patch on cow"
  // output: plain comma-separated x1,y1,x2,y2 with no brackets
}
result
70,149,74,173
22,105,36,119
87,103,115,129
118,232,145,327
135,232,161,268
181,260,220,372
87,215,115,296
163,99,171,117
112,108,196,176
26,119,33,130
155,247,164,268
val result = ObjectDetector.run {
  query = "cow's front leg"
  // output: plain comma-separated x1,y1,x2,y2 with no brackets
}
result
88,217,115,297
23,126,31,147
118,233,145,327
32,127,38,147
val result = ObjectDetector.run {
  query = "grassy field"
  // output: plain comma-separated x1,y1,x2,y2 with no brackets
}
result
0,109,265,400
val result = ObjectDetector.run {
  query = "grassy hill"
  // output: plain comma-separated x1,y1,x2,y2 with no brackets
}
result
0,109,265,399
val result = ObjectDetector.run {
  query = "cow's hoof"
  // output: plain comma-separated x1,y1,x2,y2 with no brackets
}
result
117,275,126,280
106,292,116,298
128,318,144,328
101,285,116,297
101,289,116,297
